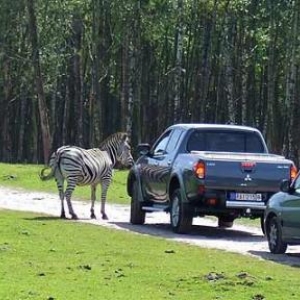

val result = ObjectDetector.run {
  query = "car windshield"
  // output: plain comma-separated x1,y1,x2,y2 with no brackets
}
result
187,130,266,153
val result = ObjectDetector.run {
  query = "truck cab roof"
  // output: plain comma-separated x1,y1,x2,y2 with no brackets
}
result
168,123,261,133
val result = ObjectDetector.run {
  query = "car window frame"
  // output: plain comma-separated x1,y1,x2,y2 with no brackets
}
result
151,128,183,156
151,130,172,155
165,129,183,154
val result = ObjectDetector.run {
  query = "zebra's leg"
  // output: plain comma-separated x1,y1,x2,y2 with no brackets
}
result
100,179,111,220
65,181,78,220
59,189,66,219
55,176,66,219
90,184,97,219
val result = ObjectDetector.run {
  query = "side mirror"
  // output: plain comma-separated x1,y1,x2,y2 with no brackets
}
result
280,179,292,193
136,143,151,156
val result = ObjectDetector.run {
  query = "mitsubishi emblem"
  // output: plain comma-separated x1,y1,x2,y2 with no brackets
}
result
244,174,252,181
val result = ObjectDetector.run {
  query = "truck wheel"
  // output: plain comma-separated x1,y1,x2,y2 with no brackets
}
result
266,215,287,254
170,189,193,234
260,215,265,235
130,180,145,225
218,217,234,228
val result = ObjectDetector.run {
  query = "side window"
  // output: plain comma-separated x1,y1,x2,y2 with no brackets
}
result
165,129,183,153
152,131,171,155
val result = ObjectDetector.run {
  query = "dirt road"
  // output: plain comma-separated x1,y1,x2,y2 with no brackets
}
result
0,186,299,267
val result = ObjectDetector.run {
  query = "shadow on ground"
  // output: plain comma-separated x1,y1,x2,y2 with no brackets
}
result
248,250,300,268
111,221,262,241
25,216,62,221
111,221,300,268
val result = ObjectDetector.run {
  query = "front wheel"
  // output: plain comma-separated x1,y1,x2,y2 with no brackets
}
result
130,180,145,225
170,189,193,234
266,215,287,254
260,215,265,235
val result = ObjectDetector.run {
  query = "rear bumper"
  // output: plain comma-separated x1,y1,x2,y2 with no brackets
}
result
188,189,270,218
226,200,266,210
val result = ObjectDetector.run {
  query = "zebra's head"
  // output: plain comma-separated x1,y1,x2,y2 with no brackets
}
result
100,132,134,168
118,134,134,167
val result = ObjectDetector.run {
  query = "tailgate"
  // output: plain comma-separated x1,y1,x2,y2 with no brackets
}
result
192,151,293,192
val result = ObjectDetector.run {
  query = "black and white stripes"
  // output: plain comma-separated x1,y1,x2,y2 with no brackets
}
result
40,132,134,220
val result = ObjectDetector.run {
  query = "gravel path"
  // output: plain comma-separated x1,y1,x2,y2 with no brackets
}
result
0,186,299,267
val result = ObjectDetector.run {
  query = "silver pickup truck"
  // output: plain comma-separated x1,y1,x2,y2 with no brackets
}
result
127,124,297,234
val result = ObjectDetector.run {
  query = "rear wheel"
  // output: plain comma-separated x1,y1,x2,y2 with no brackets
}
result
130,180,145,224
170,189,193,234
266,215,287,254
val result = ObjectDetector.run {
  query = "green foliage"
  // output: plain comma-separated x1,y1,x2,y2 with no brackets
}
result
0,210,300,299
0,163,131,204
1,0,300,166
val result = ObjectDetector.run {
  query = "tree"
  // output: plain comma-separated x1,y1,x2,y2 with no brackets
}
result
1,0,300,165
173,0,184,123
26,0,52,163
284,1,300,165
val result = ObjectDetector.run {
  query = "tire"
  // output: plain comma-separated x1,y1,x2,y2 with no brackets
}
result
260,215,265,235
266,215,287,254
218,217,234,228
130,180,145,225
170,189,193,234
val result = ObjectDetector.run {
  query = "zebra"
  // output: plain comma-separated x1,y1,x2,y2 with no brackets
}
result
40,132,134,220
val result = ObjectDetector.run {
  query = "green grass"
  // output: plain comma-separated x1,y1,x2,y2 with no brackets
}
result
0,210,299,300
0,163,130,205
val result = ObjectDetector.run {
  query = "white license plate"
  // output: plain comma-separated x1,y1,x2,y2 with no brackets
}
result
233,193,262,201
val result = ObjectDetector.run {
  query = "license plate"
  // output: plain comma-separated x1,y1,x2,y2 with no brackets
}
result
230,193,262,201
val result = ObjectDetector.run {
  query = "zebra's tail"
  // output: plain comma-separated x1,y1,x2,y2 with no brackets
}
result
39,151,58,181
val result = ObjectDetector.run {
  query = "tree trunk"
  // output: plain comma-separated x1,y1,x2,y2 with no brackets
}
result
224,13,236,124
17,84,27,162
71,14,84,146
127,1,141,140
121,21,130,132
26,0,51,163
173,0,184,123
263,0,277,151
284,2,299,164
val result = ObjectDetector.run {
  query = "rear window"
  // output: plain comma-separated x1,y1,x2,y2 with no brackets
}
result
187,130,266,153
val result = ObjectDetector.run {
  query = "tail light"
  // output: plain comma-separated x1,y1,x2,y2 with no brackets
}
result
290,165,298,181
241,161,256,172
194,161,206,179
206,198,218,206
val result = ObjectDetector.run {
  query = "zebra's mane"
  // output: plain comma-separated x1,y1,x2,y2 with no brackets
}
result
99,132,128,151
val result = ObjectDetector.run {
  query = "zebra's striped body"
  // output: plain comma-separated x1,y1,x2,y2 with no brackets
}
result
40,132,134,220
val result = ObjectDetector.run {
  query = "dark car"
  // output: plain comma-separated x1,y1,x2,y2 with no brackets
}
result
264,173,300,254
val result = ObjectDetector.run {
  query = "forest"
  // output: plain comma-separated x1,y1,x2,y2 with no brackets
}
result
1,0,300,165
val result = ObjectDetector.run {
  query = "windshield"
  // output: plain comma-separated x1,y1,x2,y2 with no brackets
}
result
187,130,266,153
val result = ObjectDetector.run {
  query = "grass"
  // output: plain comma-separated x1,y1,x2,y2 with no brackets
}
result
0,210,300,300
0,163,131,205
